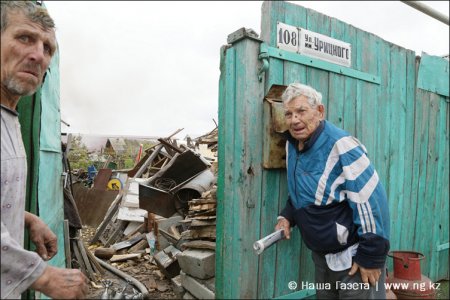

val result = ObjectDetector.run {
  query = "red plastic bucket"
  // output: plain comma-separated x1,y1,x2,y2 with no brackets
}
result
388,251,424,280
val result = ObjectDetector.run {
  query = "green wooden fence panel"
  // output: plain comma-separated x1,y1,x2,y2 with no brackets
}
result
216,45,235,299
398,50,417,252
217,36,266,298
259,59,286,299
417,53,449,97
38,50,66,271
216,45,227,299
217,1,449,298
437,99,449,279
327,17,346,129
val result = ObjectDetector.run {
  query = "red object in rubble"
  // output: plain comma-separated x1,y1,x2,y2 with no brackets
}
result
135,144,143,164
386,251,437,299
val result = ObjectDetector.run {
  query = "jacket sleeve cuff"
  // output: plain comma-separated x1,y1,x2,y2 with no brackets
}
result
279,197,296,227
354,233,390,269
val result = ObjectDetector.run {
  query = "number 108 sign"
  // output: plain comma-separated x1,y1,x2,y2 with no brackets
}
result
276,22,352,67
277,22,299,52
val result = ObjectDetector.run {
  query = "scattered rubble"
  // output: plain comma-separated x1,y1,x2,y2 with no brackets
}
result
70,128,219,299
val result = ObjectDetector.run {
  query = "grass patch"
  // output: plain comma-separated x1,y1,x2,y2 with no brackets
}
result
436,280,449,299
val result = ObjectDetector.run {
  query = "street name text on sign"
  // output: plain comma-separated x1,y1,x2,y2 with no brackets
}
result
277,22,352,68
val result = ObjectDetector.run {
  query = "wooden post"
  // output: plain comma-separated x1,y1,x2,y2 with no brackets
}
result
63,220,71,268
217,28,265,299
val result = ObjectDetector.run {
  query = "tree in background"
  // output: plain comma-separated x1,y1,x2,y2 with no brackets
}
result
120,139,157,169
67,135,91,171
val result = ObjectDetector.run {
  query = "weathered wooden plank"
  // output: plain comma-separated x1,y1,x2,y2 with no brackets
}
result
419,92,440,277
232,36,265,299
63,220,71,268
77,238,95,279
189,203,216,211
386,46,407,251
342,24,358,136
354,29,363,140
216,45,235,299
214,121,225,294
276,168,303,297
133,144,163,178
188,198,216,205
409,80,424,268
260,1,285,47
181,227,216,239
374,39,391,195
110,253,141,263
71,240,89,279
359,32,378,165
398,50,418,251
430,94,448,280
258,171,281,299
258,58,285,299
189,219,216,227
305,8,330,109
327,17,346,128
180,240,216,251
188,215,216,221
417,54,449,97
437,99,449,280
264,47,380,84
412,88,430,252
90,193,122,244
85,245,105,275
104,220,127,247
222,46,237,299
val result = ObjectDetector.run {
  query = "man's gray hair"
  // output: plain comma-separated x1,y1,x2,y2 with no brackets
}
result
281,83,323,107
1,1,55,33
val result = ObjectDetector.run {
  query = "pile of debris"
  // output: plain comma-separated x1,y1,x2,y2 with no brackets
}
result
84,129,218,299
193,126,218,159
153,187,217,299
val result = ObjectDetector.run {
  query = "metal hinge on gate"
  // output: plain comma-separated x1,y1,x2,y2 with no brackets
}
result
258,43,270,82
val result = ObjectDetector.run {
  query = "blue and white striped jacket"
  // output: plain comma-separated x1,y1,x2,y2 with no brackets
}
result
280,120,390,269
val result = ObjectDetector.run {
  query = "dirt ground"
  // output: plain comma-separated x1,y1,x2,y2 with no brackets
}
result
80,226,177,299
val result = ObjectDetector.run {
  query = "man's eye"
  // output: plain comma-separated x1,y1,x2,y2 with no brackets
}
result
284,112,292,117
44,44,52,55
18,35,30,43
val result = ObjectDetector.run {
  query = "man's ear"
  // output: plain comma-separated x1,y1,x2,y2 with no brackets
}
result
318,104,325,119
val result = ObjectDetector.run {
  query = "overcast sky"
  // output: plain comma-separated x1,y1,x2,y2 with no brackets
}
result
44,1,449,139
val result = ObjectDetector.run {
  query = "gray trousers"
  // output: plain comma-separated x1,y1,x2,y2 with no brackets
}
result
312,251,386,299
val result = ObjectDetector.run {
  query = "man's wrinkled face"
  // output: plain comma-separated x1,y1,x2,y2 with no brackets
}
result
284,95,324,142
1,11,56,97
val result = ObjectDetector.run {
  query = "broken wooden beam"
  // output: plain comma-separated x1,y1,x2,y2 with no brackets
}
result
181,226,216,240
90,193,123,244
110,253,142,262
63,220,71,268
180,240,216,251
94,247,116,260
128,239,149,253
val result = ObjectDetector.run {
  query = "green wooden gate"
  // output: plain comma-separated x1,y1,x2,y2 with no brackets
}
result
18,46,66,299
217,1,449,299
